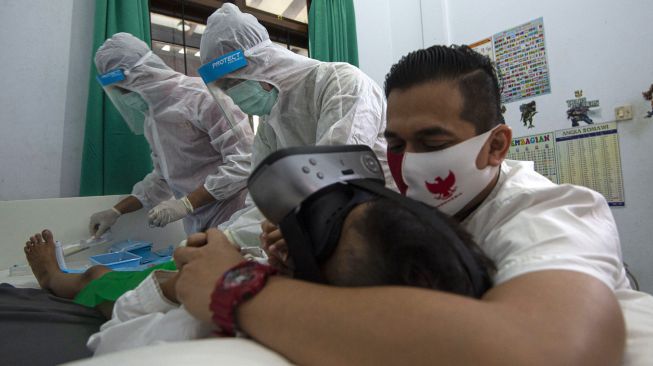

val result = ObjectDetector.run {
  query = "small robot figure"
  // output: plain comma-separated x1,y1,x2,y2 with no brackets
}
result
567,105,594,127
643,84,653,118
519,101,537,129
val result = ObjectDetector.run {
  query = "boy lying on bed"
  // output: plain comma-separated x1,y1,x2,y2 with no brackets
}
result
24,191,494,355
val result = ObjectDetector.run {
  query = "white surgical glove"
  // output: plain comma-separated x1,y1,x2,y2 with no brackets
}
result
148,197,194,228
89,208,121,237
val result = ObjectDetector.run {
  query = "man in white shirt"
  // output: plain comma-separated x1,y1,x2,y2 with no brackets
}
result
174,45,652,365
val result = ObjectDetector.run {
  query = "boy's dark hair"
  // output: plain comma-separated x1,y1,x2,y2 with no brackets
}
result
384,44,504,133
335,197,495,298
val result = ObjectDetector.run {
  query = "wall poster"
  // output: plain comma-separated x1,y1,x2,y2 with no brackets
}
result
555,122,625,206
493,17,551,103
508,132,558,183
508,122,625,206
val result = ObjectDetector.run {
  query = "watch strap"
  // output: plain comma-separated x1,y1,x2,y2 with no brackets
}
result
210,260,277,336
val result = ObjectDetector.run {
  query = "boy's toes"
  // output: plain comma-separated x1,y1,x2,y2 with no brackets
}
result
42,230,54,244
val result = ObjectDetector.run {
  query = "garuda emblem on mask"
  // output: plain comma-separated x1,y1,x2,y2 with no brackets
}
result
425,171,456,200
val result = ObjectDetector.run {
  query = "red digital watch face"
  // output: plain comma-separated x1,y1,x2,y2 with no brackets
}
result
223,268,255,289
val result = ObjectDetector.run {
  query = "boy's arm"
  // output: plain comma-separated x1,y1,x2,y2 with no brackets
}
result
175,229,626,366
159,270,180,303
88,306,212,355
87,272,211,356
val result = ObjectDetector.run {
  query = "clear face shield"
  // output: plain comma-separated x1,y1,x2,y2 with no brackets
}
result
96,62,150,135
198,49,253,124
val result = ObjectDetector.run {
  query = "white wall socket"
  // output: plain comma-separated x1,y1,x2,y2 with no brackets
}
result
615,105,633,121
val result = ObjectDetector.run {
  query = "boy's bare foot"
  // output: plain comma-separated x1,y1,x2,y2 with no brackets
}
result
24,229,61,290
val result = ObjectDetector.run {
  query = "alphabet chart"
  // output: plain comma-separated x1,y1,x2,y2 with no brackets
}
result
508,132,559,183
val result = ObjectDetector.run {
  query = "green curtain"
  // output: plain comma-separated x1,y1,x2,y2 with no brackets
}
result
80,0,153,196
308,0,359,67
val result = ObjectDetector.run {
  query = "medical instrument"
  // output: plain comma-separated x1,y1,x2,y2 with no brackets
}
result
62,233,113,256
55,234,114,273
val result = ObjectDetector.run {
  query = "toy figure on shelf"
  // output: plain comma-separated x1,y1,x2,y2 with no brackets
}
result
567,105,593,127
519,101,537,129
566,90,599,127
643,84,653,118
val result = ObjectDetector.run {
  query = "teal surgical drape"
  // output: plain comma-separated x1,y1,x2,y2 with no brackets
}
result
308,0,359,66
80,0,152,196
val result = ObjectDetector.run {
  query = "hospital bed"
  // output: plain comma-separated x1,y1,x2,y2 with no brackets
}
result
0,196,292,365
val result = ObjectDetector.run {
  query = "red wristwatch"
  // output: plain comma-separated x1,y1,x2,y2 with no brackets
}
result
210,260,277,336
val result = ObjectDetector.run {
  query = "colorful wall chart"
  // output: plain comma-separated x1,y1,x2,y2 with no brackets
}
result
508,122,625,206
493,17,551,103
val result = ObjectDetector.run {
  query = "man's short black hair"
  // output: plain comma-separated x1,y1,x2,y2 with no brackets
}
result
384,45,504,133
333,197,495,298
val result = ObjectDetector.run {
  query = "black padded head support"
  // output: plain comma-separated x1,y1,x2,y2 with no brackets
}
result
281,178,491,298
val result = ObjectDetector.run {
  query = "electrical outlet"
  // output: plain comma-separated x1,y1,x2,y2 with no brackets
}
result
615,105,633,121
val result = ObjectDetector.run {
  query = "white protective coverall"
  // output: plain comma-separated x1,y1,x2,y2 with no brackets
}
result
199,4,393,247
95,33,254,234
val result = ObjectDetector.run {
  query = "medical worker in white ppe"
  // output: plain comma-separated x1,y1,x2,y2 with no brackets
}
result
197,4,392,247
89,32,254,236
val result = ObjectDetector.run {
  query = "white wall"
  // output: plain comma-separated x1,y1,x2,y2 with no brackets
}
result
353,0,394,87
0,0,94,200
430,0,653,293
354,0,448,87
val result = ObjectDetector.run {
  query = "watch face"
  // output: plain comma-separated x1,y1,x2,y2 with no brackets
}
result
223,267,256,288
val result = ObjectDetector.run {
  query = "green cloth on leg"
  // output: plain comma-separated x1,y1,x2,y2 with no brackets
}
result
308,0,359,66
80,0,153,196
73,261,177,308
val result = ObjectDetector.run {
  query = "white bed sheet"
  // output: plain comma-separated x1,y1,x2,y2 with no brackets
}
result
63,338,293,366
0,268,39,288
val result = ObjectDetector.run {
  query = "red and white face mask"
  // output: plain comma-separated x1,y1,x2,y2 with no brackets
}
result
387,127,499,216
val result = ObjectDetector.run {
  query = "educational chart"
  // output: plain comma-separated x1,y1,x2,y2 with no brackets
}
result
493,17,551,103
508,122,625,206
555,122,625,206
508,132,558,183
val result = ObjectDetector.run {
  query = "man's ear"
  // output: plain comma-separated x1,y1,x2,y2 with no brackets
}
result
476,124,512,169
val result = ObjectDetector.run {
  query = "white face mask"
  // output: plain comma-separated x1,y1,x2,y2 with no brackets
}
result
388,127,499,216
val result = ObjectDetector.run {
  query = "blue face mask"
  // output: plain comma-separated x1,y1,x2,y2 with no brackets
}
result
225,80,278,116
